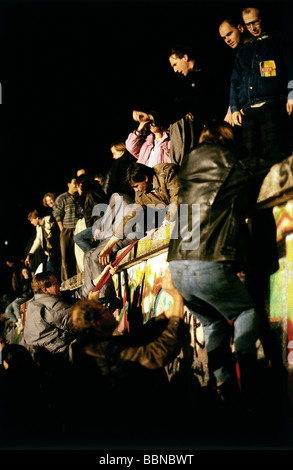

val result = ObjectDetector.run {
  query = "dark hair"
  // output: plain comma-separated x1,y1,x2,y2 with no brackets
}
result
65,174,76,185
220,16,243,29
125,162,154,184
199,120,234,145
169,43,196,61
20,265,32,280
76,174,88,185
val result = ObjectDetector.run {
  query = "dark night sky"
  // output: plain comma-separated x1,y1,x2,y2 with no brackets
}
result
0,0,293,263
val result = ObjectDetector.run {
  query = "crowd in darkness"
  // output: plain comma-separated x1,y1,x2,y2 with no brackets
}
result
1,5,293,449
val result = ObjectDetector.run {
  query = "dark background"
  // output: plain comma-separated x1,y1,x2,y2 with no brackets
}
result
0,0,292,266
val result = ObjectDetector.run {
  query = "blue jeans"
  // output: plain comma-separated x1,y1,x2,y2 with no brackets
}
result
74,227,94,253
5,298,26,322
169,260,260,385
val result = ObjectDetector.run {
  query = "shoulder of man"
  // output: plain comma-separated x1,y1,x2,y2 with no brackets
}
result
55,192,68,203
29,293,71,311
153,163,179,175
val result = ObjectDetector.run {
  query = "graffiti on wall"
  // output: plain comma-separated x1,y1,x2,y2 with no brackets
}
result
112,253,172,331
258,154,293,202
273,201,293,242
270,202,293,380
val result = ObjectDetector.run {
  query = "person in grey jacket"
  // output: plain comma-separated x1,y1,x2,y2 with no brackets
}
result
24,270,104,361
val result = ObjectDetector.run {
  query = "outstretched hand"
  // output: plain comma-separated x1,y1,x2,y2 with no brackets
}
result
98,238,118,265
161,267,181,297
89,263,118,301
161,267,184,319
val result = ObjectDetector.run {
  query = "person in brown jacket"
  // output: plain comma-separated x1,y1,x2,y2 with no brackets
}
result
68,267,185,437
98,162,179,266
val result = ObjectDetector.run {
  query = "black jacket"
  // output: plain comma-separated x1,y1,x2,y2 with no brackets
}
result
104,151,136,197
67,314,186,434
168,140,272,268
83,181,108,228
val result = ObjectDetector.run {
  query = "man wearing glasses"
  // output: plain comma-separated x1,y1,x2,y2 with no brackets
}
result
228,6,293,374
242,7,262,37
229,6,293,163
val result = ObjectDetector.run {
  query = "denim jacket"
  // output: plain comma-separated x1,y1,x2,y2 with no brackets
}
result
230,32,293,112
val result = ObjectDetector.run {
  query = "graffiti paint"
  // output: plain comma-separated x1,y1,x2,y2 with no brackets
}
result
273,201,293,242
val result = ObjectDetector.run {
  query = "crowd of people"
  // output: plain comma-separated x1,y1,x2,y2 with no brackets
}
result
1,5,293,448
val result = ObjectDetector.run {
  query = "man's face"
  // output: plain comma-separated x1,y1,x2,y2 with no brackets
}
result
243,9,262,37
68,178,78,194
43,276,61,297
130,177,149,194
169,54,193,76
219,21,244,49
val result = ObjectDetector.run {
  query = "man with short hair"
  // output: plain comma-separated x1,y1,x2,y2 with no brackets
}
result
218,17,251,125
230,6,293,161
24,269,105,360
69,267,186,434
98,162,179,266
219,17,248,50
229,6,293,373
242,6,262,37
132,43,217,167
77,162,178,303
167,44,213,165
24,272,76,360
53,175,79,281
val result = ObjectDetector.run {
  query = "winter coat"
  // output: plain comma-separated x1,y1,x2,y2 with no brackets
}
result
24,293,75,358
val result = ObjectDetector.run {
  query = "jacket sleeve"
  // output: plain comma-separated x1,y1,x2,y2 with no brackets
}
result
52,195,65,223
29,225,43,255
229,54,243,112
117,317,185,370
164,166,179,222
125,132,142,159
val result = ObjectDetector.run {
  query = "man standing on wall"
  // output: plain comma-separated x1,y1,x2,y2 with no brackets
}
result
53,175,80,282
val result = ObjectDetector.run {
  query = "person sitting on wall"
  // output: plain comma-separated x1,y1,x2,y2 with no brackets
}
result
97,162,179,266
24,265,117,362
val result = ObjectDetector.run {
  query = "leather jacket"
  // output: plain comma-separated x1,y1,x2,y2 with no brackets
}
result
70,314,186,378
167,140,271,267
